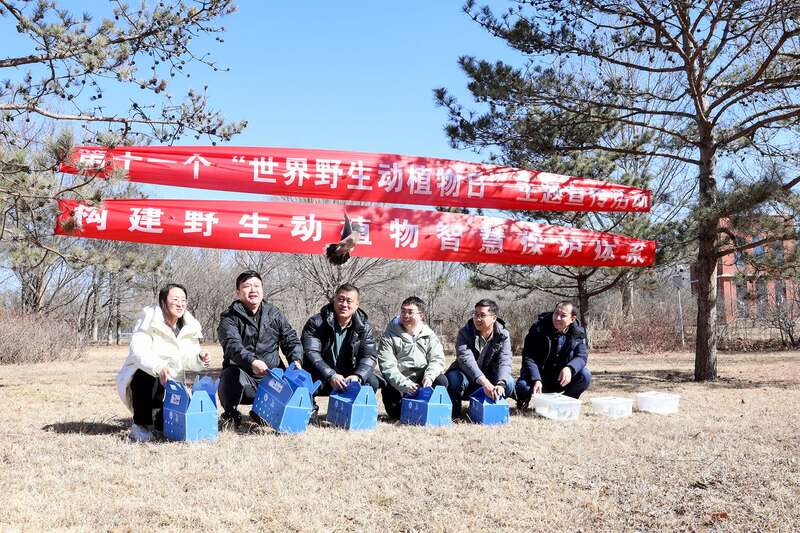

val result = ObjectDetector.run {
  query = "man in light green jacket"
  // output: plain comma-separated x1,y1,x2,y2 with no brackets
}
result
377,296,448,419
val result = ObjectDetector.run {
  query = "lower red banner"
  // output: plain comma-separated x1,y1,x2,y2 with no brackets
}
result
55,199,655,267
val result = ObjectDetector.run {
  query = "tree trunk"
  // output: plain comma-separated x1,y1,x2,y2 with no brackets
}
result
576,275,591,346
694,139,719,381
620,277,632,318
91,273,100,343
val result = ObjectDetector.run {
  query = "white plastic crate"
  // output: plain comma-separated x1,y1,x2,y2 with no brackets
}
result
635,391,680,414
533,393,582,421
589,396,633,418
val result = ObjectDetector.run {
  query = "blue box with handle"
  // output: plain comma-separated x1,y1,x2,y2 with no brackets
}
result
468,388,510,425
327,381,378,431
162,378,218,442
400,385,452,427
252,367,320,434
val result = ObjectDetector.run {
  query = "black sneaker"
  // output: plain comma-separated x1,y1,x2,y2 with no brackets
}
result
517,400,530,412
220,410,242,429
249,409,268,426
310,401,320,423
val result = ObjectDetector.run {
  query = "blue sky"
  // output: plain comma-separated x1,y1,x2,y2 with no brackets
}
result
87,1,521,199
208,2,514,159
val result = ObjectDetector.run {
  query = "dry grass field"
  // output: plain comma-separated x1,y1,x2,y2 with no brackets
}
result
1,346,798,532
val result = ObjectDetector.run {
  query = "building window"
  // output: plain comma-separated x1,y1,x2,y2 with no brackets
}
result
734,237,746,267
772,241,785,264
756,278,768,317
735,278,748,319
775,279,786,307
752,236,765,256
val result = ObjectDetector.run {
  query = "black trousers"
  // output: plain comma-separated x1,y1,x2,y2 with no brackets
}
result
130,369,165,430
218,366,264,414
382,374,448,419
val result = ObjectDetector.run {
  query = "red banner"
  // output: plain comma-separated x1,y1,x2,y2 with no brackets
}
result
55,199,655,267
60,146,651,213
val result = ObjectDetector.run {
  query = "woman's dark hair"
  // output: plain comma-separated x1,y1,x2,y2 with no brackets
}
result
158,283,188,329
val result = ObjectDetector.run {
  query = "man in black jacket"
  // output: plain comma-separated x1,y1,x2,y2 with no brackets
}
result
516,301,592,409
217,270,303,426
301,283,381,405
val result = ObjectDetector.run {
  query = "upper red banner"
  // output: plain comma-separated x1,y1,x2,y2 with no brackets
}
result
55,199,655,267
60,146,651,213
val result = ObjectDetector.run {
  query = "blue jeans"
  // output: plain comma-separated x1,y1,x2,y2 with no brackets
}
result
516,367,592,405
445,369,516,417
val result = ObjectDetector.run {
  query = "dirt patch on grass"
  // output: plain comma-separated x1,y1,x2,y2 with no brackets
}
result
0,347,798,531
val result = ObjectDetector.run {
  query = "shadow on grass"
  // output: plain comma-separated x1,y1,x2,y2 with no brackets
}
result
594,369,798,391
43,418,129,436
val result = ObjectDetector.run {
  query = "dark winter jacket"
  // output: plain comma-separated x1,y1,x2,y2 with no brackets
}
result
218,300,303,375
301,304,377,383
520,311,588,383
448,318,513,385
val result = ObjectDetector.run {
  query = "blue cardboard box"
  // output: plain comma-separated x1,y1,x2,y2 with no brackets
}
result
252,368,318,434
468,388,510,425
327,381,378,431
400,385,452,427
192,375,219,407
283,365,321,396
162,379,219,442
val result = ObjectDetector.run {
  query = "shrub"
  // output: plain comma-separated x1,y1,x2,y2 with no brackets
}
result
0,311,85,365
602,302,690,353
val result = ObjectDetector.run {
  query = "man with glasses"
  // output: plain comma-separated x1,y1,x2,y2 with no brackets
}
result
301,283,382,413
218,270,303,428
377,296,448,419
445,298,515,418
516,301,591,410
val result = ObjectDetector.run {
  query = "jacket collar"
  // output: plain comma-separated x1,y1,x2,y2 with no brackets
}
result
387,316,431,340
465,317,507,341
537,311,585,339
147,304,201,338
229,299,263,328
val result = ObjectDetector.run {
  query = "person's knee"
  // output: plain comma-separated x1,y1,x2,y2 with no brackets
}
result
500,377,515,400
445,370,466,398
564,367,591,398
576,367,592,388
364,374,381,393
515,378,532,402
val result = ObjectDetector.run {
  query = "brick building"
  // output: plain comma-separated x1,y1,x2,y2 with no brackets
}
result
700,220,798,323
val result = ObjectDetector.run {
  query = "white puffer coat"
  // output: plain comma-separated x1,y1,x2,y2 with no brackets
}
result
116,304,204,411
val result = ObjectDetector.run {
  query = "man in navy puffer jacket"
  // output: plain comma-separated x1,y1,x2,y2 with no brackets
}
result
516,301,592,409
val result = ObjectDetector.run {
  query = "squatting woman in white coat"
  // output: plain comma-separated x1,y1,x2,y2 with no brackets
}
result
116,283,210,442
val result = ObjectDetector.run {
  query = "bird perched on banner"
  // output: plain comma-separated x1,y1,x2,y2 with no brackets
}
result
326,213,361,265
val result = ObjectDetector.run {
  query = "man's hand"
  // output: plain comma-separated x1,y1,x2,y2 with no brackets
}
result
198,351,211,368
329,374,348,391
159,367,176,386
559,367,573,387
251,359,268,376
421,377,433,388
494,383,506,399
406,382,420,395
482,383,498,401
533,380,543,395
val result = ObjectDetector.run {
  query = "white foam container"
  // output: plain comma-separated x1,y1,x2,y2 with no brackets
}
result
589,396,633,418
533,393,582,421
635,391,680,414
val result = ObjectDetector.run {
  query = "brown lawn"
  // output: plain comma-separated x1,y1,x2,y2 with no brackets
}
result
0,346,798,532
